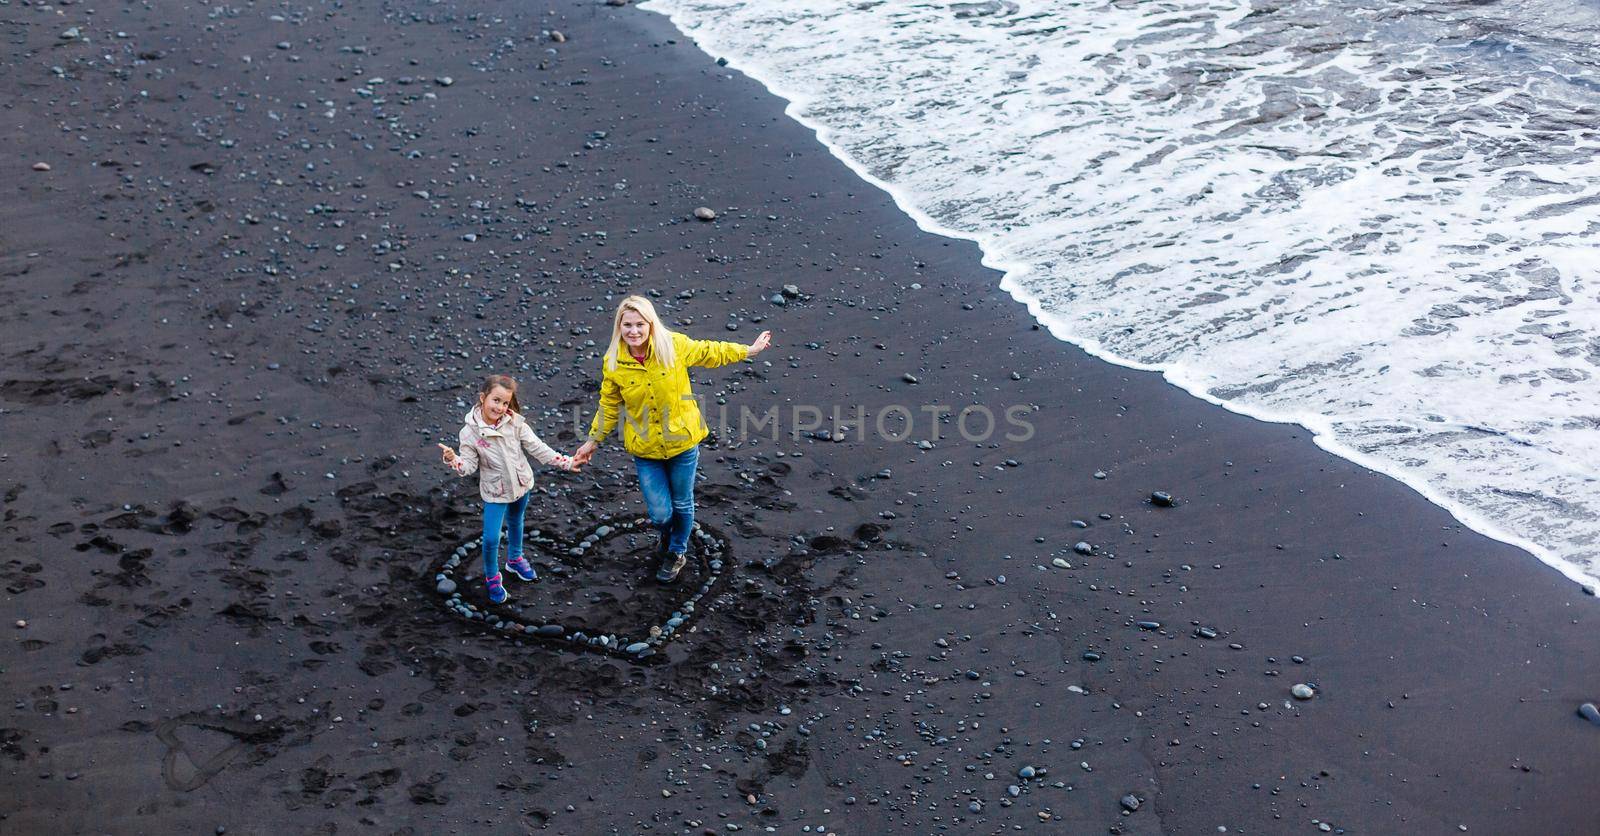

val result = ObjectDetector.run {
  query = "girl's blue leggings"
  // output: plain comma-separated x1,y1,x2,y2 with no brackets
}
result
481,492,530,579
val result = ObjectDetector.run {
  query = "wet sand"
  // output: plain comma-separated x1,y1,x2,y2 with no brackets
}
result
2,1,1596,833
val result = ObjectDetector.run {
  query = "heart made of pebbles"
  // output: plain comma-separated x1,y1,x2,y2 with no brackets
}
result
431,517,727,662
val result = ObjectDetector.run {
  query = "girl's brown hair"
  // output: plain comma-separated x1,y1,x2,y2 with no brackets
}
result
479,374,522,415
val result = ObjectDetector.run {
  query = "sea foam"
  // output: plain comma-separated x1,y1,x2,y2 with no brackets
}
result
643,0,1600,589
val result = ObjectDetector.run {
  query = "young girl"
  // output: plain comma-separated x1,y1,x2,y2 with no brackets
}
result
439,374,578,603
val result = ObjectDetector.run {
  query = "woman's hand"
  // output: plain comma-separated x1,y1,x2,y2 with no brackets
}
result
438,443,458,467
748,330,773,357
573,439,598,466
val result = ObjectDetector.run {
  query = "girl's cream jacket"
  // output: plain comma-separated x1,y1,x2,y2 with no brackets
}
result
452,407,572,503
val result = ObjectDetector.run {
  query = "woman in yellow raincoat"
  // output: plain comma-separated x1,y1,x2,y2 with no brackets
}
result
573,295,772,582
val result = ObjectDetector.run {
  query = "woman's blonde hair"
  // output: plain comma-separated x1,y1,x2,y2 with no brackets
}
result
604,295,677,371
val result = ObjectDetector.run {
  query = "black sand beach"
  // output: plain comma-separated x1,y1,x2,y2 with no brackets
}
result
3,1,1596,833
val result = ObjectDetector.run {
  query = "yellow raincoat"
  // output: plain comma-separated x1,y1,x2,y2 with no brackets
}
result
588,331,749,460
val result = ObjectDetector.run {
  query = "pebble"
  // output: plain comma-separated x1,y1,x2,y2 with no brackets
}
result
1081,651,1101,661
1579,702,1600,726
626,642,650,654
1051,558,1072,569
1136,620,1161,630
1007,784,1021,797
550,30,567,43
1120,794,1141,812
536,625,564,638
1073,542,1094,555
32,162,51,172
1017,765,1036,779
434,76,454,86
902,373,919,384
1150,491,1175,507
435,578,457,595
693,206,717,221
1292,683,1316,700
1093,470,1107,479
13,620,24,629
967,800,982,813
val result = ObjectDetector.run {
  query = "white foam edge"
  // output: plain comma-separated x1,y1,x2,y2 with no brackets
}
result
639,1,1597,593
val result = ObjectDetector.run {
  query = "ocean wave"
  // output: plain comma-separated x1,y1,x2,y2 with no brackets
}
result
643,0,1600,588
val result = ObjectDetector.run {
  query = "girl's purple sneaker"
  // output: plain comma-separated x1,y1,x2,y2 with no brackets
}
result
485,572,507,604
505,555,538,582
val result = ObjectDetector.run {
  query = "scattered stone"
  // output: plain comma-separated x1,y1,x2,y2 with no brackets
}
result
550,30,566,43
1051,558,1071,569
434,76,454,87
60,27,81,40
902,373,919,384
1017,765,1036,779
1073,542,1093,555
32,162,51,172
693,206,716,221
1579,702,1600,726
1195,626,1217,639
13,620,25,629
1081,651,1101,661
626,642,649,654
1135,621,1161,631
1120,794,1141,812
436,578,457,595
1093,470,1107,479
1292,683,1316,700
1150,491,1175,507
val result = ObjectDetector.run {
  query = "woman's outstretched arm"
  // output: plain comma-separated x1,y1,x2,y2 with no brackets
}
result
682,330,771,367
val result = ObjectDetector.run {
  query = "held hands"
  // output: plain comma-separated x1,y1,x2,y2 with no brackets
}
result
572,439,598,467
749,330,773,357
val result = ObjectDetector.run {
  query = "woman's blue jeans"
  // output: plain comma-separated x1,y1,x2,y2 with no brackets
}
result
481,491,530,579
634,445,699,555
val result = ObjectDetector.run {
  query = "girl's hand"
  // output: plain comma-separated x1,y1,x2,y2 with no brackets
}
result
438,443,458,466
749,330,773,357
574,439,598,465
